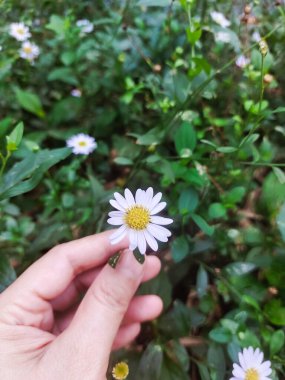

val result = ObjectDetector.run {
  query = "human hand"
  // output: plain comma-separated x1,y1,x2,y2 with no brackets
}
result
0,230,163,380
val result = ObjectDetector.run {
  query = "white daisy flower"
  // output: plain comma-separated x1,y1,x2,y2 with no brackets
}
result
210,11,231,28
71,88,82,97
107,187,173,255
66,133,97,155
76,19,94,34
19,41,40,62
252,31,261,43
9,22,31,41
215,31,231,43
236,55,250,68
230,347,272,380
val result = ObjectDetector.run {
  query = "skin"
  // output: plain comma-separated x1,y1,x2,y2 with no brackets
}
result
0,230,163,380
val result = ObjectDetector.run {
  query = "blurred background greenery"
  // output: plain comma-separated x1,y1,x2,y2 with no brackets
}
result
0,0,285,378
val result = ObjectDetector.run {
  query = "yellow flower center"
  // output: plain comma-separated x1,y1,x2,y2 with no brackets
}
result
17,28,25,35
112,361,129,380
245,368,259,380
78,141,87,146
125,206,150,230
23,46,32,54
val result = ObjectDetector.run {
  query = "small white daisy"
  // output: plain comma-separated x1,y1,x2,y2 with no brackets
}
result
236,54,250,68
76,19,94,34
9,22,31,41
66,133,97,155
71,88,82,97
107,187,173,255
215,31,231,43
19,41,40,62
230,347,272,380
252,31,261,43
210,11,231,28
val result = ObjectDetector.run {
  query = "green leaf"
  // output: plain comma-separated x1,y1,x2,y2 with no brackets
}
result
46,15,66,36
273,167,285,185
225,262,256,276
186,27,202,45
197,363,211,380
208,203,226,219
264,299,285,326
0,148,71,200
15,88,45,117
171,236,189,263
166,340,190,372
113,157,133,166
60,51,76,66
0,256,16,292
192,214,214,236
178,187,199,214
276,202,285,241
216,146,237,153
137,342,163,380
48,68,78,85
209,327,232,343
158,300,192,338
207,344,226,380
196,265,208,298
270,330,285,356
6,122,24,151
174,121,197,157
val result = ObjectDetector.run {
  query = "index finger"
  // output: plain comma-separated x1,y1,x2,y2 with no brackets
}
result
1,230,129,302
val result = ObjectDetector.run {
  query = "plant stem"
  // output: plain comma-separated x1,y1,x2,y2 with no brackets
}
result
0,151,11,178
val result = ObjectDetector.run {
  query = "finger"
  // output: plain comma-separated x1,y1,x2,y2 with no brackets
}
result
58,250,144,368
53,294,162,334
122,295,163,326
112,323,141,351
0,230,129,304
51,255,161,312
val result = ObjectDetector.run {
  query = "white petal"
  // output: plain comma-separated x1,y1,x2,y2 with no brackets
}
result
145,187,154,203
110,225,127,240
150,202,167,215
135,189,144,204
107,217,124,226
151,215,173,225
232,364,244,378
110,230,127,245
260,361,272,375
110,199,125,212
124,188,135,207
129,230,138,251
150,192,162,209
137,231,147,254
239,351,247,370
114,192,128,210
256,351,264,366
108,211,124,218
144,230,158,251
147,224,170,242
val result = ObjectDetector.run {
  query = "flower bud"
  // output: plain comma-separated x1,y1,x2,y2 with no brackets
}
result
259,39,268,56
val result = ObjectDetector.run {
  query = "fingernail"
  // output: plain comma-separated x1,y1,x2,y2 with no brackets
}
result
116,249,145,279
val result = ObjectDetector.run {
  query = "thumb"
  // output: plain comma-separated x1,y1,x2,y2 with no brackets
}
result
62,249,145,367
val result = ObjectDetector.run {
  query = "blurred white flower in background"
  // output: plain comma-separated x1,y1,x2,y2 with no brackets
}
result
66,133,97,155
252,31,261,42
235,55,250,68
71,89,82,97
210,11,231,28
215,31,231,43
76,19,94,34
230,346,272,380
19,41,40,62
9,22,31,41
